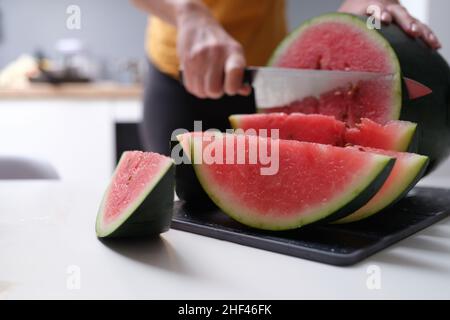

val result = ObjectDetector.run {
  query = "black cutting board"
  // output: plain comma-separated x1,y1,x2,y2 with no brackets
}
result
171,186,450,266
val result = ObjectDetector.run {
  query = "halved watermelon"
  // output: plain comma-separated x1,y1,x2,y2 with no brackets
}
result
268,13,402,125
266,12,450,170
230,113,417,152
96,151,175,238
183,132,394,230
336,147,429,223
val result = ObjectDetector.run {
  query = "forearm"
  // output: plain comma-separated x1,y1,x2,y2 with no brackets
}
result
131,0,249,98
130,0,212,26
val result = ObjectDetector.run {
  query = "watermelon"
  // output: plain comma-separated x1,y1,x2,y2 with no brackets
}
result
182,132,395,230
267,13,450,170
335,147,429,223
229,113,417,152
96,151,175,238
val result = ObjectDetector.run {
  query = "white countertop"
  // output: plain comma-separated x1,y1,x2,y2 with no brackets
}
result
0,179,449,300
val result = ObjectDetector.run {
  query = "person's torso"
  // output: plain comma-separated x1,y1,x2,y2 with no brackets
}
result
146,0,287,78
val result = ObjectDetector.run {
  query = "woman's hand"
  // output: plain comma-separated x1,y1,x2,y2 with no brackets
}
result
176,3,251,99
339,0,441,49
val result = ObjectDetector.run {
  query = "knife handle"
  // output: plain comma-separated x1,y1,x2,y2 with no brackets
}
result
179,68,253,86
242,68,254,85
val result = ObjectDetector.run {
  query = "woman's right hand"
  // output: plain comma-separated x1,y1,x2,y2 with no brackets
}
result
176,3,251,99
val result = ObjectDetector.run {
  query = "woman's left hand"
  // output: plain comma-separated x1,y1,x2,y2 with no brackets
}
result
339,0,441,49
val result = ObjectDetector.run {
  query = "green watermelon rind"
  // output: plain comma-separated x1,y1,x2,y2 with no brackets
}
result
96,155,175,238
267,12,403,122
189,134,395,231
228,115,242,131
336,152,429,223
389,121,417,152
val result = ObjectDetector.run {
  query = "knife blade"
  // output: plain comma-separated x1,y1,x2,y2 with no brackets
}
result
242,67,431,109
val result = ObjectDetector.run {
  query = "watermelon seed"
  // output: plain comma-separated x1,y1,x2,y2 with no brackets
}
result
315,55,323,69
347,84,360,97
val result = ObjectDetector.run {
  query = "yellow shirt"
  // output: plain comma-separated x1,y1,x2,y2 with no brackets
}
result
146,0,287,78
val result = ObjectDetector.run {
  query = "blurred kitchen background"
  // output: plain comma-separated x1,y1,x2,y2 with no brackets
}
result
0,0,449,183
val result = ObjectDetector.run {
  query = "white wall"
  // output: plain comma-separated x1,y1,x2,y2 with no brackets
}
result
286,0,342,30
429,0,450,62
402,0,429,23
0,0,148,79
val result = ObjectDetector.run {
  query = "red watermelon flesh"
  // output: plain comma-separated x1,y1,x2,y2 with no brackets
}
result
230,113,416,152
336,147,429,223
187,132,394,230
102,152,171,225
231,113,346,146
96,151,174,237
268,14,402,126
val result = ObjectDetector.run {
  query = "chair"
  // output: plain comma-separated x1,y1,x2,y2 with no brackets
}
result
0,156,59,179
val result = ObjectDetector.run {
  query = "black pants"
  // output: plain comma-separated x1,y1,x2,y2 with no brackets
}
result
140,62,256,155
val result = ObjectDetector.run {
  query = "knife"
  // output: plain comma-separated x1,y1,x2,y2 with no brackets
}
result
179,67,431,108
241,67,431,109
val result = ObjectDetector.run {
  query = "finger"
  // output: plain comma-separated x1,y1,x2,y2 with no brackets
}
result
419,23,442,49
204,48,226,99
183,51,209,98
184,63,207,98
181,67,198,97
224,51,246,96
381,10,393,24
366,3,383,21
387,5,419,37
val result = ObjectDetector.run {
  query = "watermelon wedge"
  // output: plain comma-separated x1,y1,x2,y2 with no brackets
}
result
266,12,450,170
229,113,417,152
335,147,429,224
345,118,417,152
96,151,175,238
183,132,394,230
230,113,346,146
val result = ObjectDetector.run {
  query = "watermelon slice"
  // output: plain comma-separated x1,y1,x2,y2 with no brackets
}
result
335,147,429,224
96,151,175,238
183,132,394,230
345,118,417,152
229,113,417,152
230,113,427,223
230,113,346,146
266,12,450,170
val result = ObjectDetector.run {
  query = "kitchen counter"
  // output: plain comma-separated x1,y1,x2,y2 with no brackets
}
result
0,178,449,299
0,83,142,99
